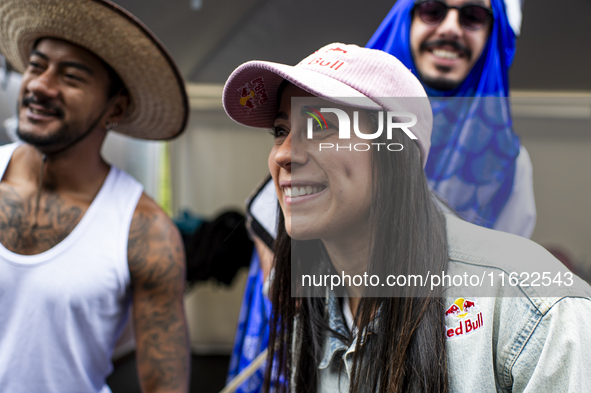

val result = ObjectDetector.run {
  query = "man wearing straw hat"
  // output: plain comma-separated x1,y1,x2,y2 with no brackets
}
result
0,0,190,392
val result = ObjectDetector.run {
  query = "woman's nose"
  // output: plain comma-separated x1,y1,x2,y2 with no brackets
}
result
273,132,309,171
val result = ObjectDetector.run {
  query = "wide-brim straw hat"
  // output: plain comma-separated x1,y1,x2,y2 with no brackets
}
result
0,0,188,140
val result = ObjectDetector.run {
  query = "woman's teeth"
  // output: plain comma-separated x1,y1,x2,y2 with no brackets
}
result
432,49,459,60
284,186,324,198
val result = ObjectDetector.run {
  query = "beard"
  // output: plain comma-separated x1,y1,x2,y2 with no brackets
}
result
418,72,462,91
17,95,73,150
17,114,104,155
17,95,106,154
17,123,75,148
416,39,472,91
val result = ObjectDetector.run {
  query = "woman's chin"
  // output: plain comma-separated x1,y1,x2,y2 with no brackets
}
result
285,215,327,240
289,234,318,241
289,228,323,241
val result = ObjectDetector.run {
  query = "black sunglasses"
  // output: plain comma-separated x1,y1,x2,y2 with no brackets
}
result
414,0,493,31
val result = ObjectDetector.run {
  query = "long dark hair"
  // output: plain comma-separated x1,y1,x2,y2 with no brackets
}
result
264,106,449,393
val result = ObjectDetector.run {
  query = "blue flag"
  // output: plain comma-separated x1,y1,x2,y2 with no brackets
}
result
227,251,271,393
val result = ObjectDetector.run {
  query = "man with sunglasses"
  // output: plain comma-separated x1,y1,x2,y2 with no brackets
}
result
368,0,535,238
410,0,494,90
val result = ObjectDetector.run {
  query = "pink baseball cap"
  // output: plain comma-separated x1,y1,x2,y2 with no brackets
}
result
222,43,432,166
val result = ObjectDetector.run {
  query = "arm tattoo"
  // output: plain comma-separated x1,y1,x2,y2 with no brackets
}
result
128,210,189,391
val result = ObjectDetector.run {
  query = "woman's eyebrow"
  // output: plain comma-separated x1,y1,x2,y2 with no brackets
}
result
301,105,324,112
274,111,288,121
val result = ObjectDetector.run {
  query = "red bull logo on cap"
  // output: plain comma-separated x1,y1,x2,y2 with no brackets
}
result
299,45,349,70
445,297,484,339
304,56,346,71
238,77,269,110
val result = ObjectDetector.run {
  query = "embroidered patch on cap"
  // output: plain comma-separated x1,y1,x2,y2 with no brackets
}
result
238,77,269,110
444,297,484,339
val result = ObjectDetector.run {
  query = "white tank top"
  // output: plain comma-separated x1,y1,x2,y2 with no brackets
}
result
0,143,143,393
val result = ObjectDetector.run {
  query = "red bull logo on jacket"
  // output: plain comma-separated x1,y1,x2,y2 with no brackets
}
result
445,297,484,339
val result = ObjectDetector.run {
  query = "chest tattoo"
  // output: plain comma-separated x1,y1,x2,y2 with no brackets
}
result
0,185,84,254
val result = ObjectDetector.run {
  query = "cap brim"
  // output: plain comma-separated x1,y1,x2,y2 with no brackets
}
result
0,0,188,140
223,60,381,130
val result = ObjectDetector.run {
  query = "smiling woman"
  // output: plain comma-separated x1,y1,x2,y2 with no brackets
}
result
223,43,449,393
222,42,591,393
269,85,449,393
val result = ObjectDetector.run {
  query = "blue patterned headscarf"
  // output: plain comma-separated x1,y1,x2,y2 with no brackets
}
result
367,0,521,228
